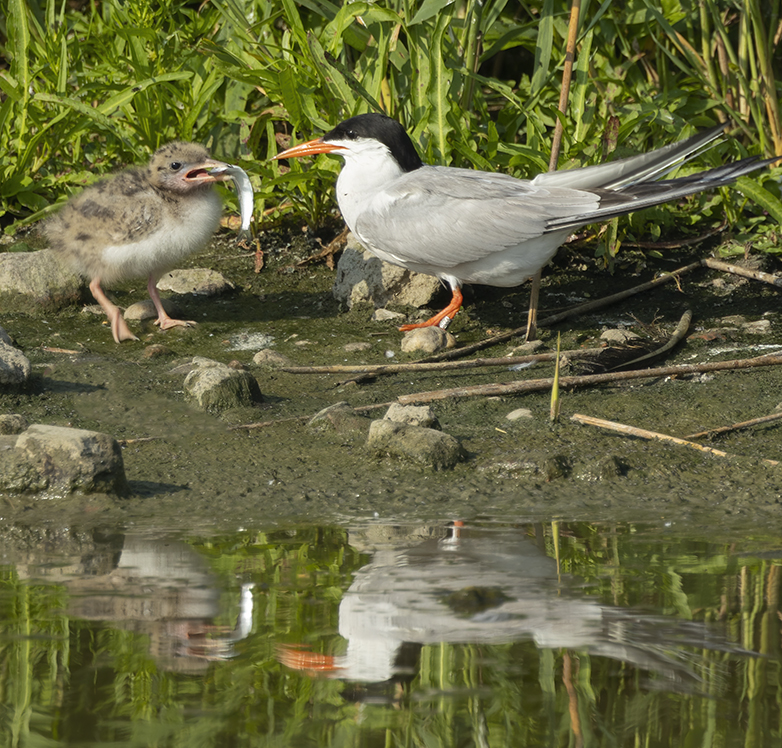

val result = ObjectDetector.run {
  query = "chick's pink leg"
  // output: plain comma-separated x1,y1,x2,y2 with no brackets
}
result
147,275,197,331
89,277,138,343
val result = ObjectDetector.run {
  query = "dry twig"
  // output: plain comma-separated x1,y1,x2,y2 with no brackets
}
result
280,347,604,376
685,411,782,440
571,413,780,466
397,353,782,404
701,257,782,288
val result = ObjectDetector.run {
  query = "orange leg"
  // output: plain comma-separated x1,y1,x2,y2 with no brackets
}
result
147,275,197,331
399,286,464,332
89,277,138,343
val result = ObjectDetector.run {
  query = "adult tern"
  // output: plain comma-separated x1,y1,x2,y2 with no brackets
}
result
275,113,776,330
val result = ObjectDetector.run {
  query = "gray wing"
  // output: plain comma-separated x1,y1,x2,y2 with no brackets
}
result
533,124,727,191
353,165,599,270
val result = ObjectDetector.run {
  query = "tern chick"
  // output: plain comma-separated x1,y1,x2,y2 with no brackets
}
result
45,142,231,342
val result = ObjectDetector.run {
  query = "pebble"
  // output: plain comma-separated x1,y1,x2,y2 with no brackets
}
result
506,408,533,421
253,349,294,367
157,268,234,296
372,308,405,322
383,403,440,429
344,342,372,352
367,420,463,470
400,327,456,354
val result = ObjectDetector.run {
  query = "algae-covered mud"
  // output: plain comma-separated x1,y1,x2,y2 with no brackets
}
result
2,227,782,533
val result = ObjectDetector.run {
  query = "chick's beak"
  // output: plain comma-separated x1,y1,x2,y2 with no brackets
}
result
273,138,347,160
185,159,233,184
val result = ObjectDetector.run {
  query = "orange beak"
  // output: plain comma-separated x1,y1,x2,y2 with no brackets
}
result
273,138,347,160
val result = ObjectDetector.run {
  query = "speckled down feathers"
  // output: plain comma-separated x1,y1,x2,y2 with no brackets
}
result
44,142,223,286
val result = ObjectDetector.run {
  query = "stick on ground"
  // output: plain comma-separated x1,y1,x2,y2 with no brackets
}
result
397,353,782,404
571,412,780,466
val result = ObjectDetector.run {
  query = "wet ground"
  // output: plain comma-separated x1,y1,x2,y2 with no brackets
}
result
2,225,782,535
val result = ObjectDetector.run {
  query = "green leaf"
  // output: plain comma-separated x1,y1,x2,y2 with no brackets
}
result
409,0,454,26
734,176,782,225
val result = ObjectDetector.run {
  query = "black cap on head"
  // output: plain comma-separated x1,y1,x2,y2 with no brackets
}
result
324,113,424,173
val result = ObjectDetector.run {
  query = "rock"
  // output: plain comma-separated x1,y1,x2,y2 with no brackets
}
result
333,234,441,309
743,319,771,335
0,249,83,313
600,328,641,344
156,268,234,295
0,340,31,386
506,408,533,421
0,414,29,434
308,402,371,435
0,325,12,345
383,403,440,429
507,339,545,355
372,308,405,322
367,420,463,470
183,359,263,413
1,424,128,496
143,344,175,359
400,327,456,354
124,298,178,321
253,349,294,367
344,342,372,352
227,332,275,351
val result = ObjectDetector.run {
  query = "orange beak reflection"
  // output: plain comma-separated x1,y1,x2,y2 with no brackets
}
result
273,138,347,160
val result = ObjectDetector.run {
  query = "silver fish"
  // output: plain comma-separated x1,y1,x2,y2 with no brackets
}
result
209,164,254,241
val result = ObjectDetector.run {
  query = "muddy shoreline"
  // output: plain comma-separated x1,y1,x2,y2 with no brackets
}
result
2,228,782,534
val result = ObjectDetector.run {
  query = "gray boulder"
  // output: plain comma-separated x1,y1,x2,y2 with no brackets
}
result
383,403,440,429
333,234,441,310
183,359,263,413
0,249,83,313
368,419,463,470
1,424,127,496
0,339,31,386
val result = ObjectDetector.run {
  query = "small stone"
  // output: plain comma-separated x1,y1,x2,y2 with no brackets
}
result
743,319,771,335
600,328,641,344
383,403,440,429
227,332,275,351
400,327,456,354
8,424,127,495
372,308,405,322
0,249,82,314
124,298,178,321
143,344,174,359
332,235,441,309
0,414,29,435
308,402,370,434
0,340,31,386
506,408,533,421
183,359,263,413
157,268,234,296
507,339,545,355
367,420,463,470
253,349,294,367
344,342,372,352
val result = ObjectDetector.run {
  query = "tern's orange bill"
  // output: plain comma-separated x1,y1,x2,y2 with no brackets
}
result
273,138,347,160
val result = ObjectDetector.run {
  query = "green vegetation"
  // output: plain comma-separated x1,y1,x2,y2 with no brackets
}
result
1,0,781,257
1,523,781,746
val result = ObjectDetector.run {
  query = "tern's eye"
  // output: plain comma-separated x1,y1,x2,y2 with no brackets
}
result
169,161,182,171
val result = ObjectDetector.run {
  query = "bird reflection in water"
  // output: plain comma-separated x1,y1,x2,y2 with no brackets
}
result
278,522,738,691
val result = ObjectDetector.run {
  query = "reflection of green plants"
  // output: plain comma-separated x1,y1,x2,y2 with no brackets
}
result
2,526,782,746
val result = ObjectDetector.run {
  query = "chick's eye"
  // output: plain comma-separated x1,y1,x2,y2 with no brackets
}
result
169,161,182,171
